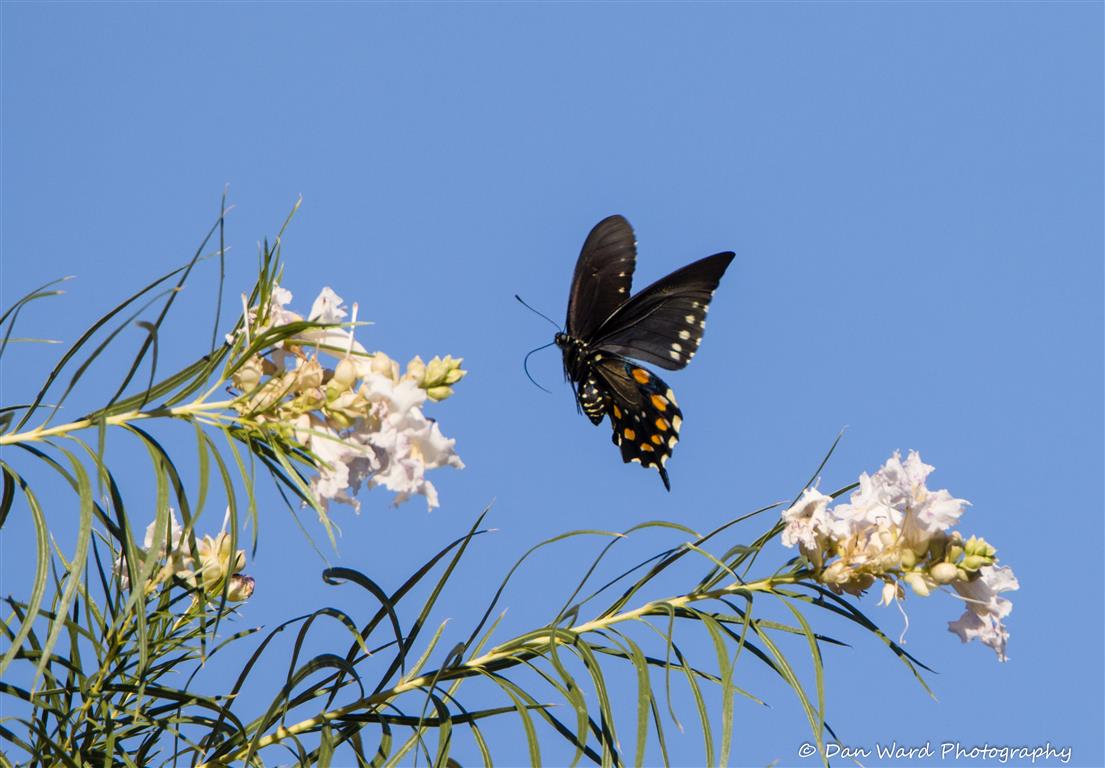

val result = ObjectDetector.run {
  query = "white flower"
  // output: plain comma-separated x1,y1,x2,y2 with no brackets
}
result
195,531,247,594
781,488,833,551
228,285,299,346
779,450,1016,661
230,285,366,359
114,508,193,590
292,366,463,512
907,487,967,541
358,373,463,510
361,372,428,417
294,413,370,512
228,282,465,513
142,508,188,554
829,451,966,548
948,564,1019,661
267,286,300,327
829,470,901,536
294,287,366,354
366,409,464,509
309,287,347,323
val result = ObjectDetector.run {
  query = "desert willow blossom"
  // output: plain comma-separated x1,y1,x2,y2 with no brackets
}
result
228,285,465,512
114,508,255,603
2,284,466,514
781,450,1019,661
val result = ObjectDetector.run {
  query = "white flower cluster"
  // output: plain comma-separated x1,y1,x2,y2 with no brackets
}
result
114,509,254,602
231,286,465,512
781,451,1018,661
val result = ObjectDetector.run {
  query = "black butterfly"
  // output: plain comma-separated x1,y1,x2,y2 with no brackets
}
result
554,215,734,490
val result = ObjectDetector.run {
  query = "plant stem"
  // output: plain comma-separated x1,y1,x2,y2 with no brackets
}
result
0,400,238,446
202,573,804,764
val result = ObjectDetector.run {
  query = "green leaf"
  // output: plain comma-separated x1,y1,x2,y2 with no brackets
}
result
0,468,49,678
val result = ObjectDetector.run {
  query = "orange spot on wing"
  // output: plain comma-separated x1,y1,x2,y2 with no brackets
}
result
650,434,663,445
640,443,655,452
612,405,622,419
650,394,668,411
632,368,650,384
623,428,636,440
655,417,669,432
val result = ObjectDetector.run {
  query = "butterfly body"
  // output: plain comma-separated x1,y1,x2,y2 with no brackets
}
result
556,215,734,490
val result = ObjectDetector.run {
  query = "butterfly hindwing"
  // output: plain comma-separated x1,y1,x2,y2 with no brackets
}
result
565,215,637,340
593,251,734,371
593,356,682,491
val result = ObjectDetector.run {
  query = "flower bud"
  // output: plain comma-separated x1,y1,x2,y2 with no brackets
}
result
425,385,454,402
227,574,256,601
368,351,400,382
961,554,990,571
964,535,996,559
903,571,934,597
930,562,960,584
332,357,359,389
196,533,247,593
443,362,465,385
404,355,426,383
295,359,325,390
419,355,466,399
232,356,264,392
900,548,917,569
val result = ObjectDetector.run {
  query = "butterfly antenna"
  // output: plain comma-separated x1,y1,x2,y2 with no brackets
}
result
522,341,555,393
514,294,561,331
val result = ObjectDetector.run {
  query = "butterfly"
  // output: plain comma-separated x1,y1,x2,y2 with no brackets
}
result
554,215,734,490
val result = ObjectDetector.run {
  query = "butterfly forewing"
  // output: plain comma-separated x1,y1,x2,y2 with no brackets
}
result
565,215,637,339
593,251,734,371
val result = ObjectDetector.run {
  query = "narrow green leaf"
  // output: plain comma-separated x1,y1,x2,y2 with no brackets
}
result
477,671,541,768
0,469,49,678
32,447,93,683
612,629,651,768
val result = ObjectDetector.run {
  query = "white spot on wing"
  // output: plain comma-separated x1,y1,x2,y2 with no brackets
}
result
668,350,680,361
679,330,691,340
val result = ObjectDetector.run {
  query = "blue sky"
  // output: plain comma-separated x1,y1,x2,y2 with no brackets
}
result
2,2,1102,766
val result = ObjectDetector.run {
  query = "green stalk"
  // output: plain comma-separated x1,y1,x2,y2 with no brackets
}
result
201,573,806,765
0,400,238,446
